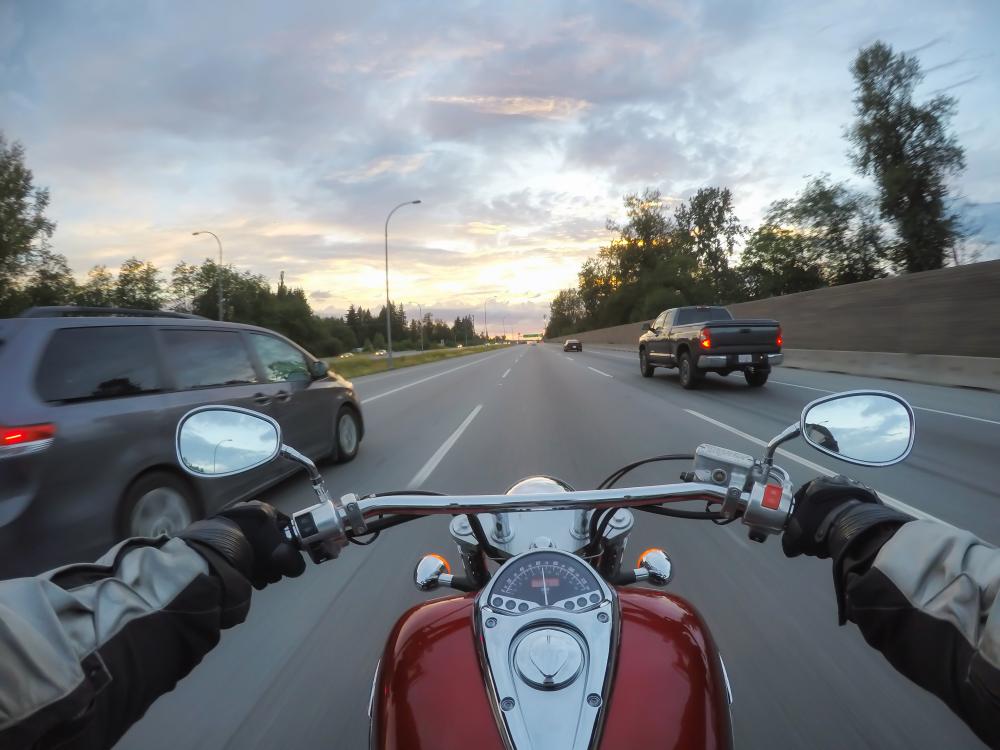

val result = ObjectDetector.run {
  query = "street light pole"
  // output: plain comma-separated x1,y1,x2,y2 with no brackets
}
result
410,302,424,351
384,200,421,369
192,230,224,320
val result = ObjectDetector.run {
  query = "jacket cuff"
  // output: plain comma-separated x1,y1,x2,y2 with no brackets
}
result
830,505,912,625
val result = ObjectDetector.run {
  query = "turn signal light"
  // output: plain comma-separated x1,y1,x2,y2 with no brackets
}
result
699,328,712,349
1,423,56,446
427,553,451,573
636,547,662,568
776,327,783,347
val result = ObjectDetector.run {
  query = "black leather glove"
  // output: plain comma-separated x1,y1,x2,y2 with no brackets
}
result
782,474,910,560
179,501,306,589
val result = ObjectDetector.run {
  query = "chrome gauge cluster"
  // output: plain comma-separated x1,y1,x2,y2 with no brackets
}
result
476,550,617,750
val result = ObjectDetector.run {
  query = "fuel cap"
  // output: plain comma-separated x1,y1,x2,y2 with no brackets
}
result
513,628,584,690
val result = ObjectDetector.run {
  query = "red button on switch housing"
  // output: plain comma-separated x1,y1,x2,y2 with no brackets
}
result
762,484,783,510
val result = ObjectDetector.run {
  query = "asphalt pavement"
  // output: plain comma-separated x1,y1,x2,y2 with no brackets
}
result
119,343,999,749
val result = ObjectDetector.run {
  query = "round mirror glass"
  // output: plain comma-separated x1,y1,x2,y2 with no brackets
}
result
176,408,281,477
801,393,913,466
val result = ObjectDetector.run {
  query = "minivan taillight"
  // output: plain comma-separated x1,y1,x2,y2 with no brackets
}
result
699,328,712,349
0,423,56,455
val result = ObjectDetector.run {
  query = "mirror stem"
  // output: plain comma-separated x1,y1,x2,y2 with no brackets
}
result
764,423,800,465
280,444,323,483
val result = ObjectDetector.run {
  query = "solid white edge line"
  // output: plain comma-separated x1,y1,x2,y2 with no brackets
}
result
408,405,483,488
502,368,511,379
771,380,1000,427
361,351,506,404
587,366,613,378
682,408,942,524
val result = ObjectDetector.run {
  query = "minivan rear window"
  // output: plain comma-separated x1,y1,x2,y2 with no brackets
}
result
162,329,257,389
37,326,161,402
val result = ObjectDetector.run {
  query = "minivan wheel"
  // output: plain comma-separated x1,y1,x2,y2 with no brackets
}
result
334,407,360,463
122,471,198,538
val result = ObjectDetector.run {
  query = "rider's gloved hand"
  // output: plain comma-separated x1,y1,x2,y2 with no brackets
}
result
782,474,911,560
179,501,306,589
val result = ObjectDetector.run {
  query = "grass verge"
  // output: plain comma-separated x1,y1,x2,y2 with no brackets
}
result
324,344,503,379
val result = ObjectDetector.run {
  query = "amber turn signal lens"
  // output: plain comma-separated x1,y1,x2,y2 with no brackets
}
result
427,553,451,573
636,547,664,568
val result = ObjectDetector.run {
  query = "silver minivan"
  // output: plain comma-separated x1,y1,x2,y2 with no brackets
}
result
0,307,364,577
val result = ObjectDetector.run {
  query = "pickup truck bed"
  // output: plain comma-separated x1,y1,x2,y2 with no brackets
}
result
638,306,782,389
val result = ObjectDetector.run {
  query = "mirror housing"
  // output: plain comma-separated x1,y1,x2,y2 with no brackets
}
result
310,360,329,379
641,322,652,332
175,406,282,477
800,391,914,467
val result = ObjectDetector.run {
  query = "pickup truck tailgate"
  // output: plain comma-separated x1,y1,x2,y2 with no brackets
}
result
705,320,780,351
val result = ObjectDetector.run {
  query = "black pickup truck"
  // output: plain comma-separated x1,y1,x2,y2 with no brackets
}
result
638,306,782,389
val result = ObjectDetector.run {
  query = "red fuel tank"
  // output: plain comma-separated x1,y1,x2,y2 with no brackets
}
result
372,589,732,750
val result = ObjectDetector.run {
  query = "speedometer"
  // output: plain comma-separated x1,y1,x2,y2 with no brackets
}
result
487,550,604,614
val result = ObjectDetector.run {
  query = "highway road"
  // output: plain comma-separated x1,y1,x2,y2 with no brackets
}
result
119,343,999,749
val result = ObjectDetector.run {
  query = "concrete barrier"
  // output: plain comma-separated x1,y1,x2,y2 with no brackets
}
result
780,350,1000,391
550,260,1000,390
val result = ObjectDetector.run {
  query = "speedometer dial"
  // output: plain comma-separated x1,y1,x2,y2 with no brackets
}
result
488,551,603,613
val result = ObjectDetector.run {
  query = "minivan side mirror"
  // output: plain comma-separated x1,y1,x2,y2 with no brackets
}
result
310,360,329,379
641,322,652,332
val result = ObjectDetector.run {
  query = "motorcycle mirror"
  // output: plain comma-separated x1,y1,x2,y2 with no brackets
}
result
175,406,282,477
800,391,914,467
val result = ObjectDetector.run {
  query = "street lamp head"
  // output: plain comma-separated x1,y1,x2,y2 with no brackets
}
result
411,200,422,205
192,231,201,236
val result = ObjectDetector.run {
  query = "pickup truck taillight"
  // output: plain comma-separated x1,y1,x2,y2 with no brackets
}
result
699,328,712,349
0,423,56,458
776,327,783,347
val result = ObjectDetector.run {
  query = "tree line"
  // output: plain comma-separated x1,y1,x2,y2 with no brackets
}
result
0,136,492,355
545,41,972,338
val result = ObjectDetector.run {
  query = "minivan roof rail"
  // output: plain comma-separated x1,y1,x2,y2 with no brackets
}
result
18,306,208,320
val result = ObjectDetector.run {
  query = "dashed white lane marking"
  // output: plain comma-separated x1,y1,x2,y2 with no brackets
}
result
771,380,1000,427
409,405,483,488
587,366,613,378
502,368,511,379
682,408,941,523
361,352,506,404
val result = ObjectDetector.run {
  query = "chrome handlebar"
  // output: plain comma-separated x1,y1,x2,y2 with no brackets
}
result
288,475,795,564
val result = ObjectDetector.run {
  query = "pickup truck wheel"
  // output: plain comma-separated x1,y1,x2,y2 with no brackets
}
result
745,369,769,387
639,349,655,378
679,352,701,389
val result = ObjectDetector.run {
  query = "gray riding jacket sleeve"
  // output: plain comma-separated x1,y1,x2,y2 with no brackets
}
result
0,536,251,749
841,519,1000,748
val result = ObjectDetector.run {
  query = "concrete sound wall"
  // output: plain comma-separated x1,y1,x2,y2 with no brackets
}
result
556,259,1000,389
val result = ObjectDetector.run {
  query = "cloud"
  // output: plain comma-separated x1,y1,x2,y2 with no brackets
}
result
1,0,996,336
427,95,590,119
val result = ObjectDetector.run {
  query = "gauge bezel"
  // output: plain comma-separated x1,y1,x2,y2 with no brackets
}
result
485,548,606,615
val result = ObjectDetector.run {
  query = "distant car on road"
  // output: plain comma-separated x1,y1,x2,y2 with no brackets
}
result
638,305,782,389
0,306,365,577
338,352,354,358
563,339,582,352
374,349,387,356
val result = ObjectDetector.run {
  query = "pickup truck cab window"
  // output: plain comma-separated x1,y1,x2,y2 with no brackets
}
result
674,307,734,325
662,310,675,328
652,312,667,331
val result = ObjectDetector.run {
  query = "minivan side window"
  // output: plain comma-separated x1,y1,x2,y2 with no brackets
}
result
249,333,310,383
37,327,161,402
162,329,257,390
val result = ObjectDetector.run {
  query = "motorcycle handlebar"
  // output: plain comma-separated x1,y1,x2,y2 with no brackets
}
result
288,479,794,564
354,482,734,519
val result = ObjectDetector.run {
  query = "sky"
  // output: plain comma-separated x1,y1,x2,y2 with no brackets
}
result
2,0,997,335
